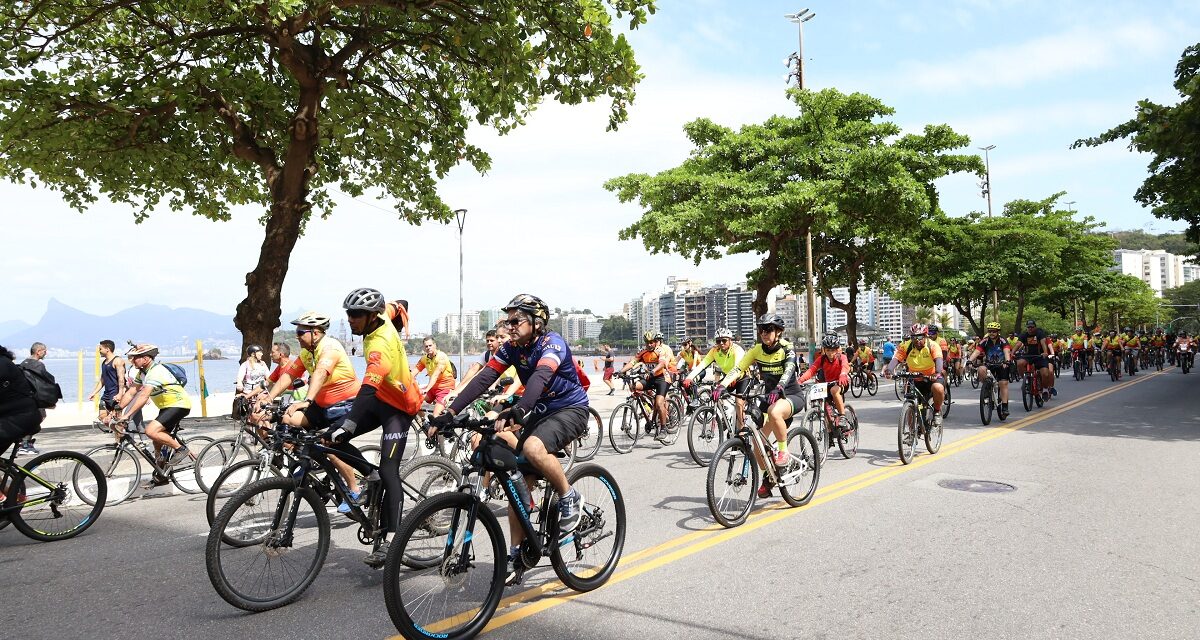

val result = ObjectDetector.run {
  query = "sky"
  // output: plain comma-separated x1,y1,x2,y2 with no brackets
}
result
2,0,1197,331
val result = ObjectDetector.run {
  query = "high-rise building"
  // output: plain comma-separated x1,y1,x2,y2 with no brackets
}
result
1113,249,1195,297
480,309,503,331
431,311,482,340
726,286,756,347
562,314,604,343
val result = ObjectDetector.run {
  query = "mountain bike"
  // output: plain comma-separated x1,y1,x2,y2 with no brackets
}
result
800,382,859,461
705,384,820,528
848,363,878,398
608,372,681,452
976,363,1008,425
1020,361,1045,411
892,362,909,400
1106,349,1122,381
968,365,980,389
83,422,213,505
686,382,738,466
0,442,106,541
947,362,963,388
1124,348,1139,377
894,372,943,465
194,414,273,494
1072,349,1088,381
383,413,626,640
206,423,461,611
1153,347,1165,371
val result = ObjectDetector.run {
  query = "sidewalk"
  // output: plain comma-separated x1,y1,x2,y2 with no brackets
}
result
39,391,239,434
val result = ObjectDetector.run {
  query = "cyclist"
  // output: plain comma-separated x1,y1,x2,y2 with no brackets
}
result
796,333,851,430
1017,319,1056,400
1122,327,1140,376
929,325,950,358
448,327,519,403
433,294,590,581
969,322,1013,416
323,288,422,567
852,338,875,378
1176,331,1194,369
117,343,194,487
718,313,803,497
1092,331,1104,370
946,337,964,379
87,340,126,426
0,344,43,458
676,338,701,407
884,324,945,428
1148,329,1167,366
234,344,269,415
1068,327,1090,371
1102,329,1124,377
618,331,676,433
415,337,456,417
684,327,747,423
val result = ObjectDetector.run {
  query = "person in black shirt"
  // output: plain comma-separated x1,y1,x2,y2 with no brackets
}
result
0,344,43,457
1017,319,1056,400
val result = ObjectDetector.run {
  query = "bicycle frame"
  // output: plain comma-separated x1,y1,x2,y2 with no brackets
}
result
0,449,60,514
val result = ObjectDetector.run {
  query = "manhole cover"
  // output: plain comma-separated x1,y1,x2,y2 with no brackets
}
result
937,479,1016,494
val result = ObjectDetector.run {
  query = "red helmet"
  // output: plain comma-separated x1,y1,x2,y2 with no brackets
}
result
909,323,928,338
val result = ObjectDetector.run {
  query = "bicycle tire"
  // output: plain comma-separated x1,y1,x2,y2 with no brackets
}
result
866,374,878,396
205,459,284,527
607,403,639,454
170,435,213,494
552,463,627,591
384,491,506,640
706,437,758,528
836,406,859,460
195,436,255,495
780,426,820,507
941,383,952,419
9,451,106,542
687,405,726,467
574,407,604,462
979,382,993,426
850,374,863,398
81,443,140,506
1021,379,1033,411
206,476,330,611
804,409,828,467
925,408,943,454
659,400,682,446
897,403,918,465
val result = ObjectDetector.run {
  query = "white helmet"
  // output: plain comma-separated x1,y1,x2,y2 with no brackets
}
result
291,311,331,330
714,327,734,340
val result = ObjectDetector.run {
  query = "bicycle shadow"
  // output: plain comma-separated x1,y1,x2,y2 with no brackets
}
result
651,494,714,531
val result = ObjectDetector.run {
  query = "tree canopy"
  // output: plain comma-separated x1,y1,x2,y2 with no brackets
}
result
0,0,654,350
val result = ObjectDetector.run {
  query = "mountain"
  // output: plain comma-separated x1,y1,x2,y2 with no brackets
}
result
0,320,31,342
3,298,238,352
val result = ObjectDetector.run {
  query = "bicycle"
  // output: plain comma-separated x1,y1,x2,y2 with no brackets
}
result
892,362,909,400
967,365,980,389
1180,346,1194,374
893,372,944,465
1019,361,1045,412
1124,348,1139,378
705,384,820,528
608,372,681,452
976,362,1008,425
1072,349,1088,381
947,362,963,388
383,413,626,640
0,442,106,541
83,421,214,505
194,412,274,494
1106,348,1122,382
685,381,738,466
205,421,462,611
848,363,878,398
800,382,859,461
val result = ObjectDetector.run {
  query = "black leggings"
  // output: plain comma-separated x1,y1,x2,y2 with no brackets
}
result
334,396,413,534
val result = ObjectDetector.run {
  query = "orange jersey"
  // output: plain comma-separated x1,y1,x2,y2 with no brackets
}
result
635,344,677,375
284,335,360,407
416,350,457,391
361,302,421,413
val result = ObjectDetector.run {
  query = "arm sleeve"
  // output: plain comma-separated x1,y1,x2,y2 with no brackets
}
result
343,385,378,433
778,343,798,387
514,364,556,415
447,360,504,414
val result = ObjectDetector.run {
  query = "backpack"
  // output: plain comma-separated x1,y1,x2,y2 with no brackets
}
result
160,362,188,387
21,362,63,409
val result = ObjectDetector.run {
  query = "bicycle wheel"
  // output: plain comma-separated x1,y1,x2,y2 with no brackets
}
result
893,376,904,400
979,381,993,426
384,492,506,640
552,463,627,591
607,403,640,454
206,459,284,527
8,451,106,542
804,409,829,467
687,406,726,467
1021,378,1033,411
705,437,758,528
395,455,464,568
941,383,952,419
81,443,141,506
206,476,330,611
866,374,878,396
574,407,604,462
170,435,213,494
195,436,255,495
850,374,863,398
659,400,682,446
925,408,943,454
836,406,859,459
780,426,820,507
970,370,979,389
897,403,918,465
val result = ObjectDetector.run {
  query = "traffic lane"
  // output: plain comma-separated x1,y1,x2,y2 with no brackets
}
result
486,371,1196,640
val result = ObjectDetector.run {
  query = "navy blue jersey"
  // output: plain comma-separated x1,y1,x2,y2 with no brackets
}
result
488,331,588,415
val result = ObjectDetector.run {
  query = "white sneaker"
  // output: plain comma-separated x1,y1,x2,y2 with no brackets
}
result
933,414,943,429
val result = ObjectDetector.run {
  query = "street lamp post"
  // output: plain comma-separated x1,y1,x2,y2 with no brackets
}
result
980,144,999,323
454,208,467,377
786,8,817,359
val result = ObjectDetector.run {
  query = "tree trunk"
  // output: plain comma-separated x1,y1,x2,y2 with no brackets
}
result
752,249,782,318
1013,291,1027,334
956,301,982,337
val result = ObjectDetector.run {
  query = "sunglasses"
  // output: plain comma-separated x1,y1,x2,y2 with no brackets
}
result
716,338,731,344
295,328,315,336
345,309,371,319
504,317,528,329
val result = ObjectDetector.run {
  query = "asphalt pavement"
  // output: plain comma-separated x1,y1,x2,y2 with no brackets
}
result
3,366,1198,640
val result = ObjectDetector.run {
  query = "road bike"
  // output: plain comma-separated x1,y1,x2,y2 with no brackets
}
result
383,413,626,640
0,442,106,541
608,372,682,452
894,372,944,465
1019,361,1046,411
84,421,213,505
705,384,820,528
206,421,461,611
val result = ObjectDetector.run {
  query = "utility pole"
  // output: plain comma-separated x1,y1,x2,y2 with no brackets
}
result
454,208,468,376
786,8,817,359
980,144,999,323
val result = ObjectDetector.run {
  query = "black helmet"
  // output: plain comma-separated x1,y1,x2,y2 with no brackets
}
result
246,344,264,356
343,287,385,313
756,313,785,330
821,334,840,349
1026,319,1037,327
502,294,550,326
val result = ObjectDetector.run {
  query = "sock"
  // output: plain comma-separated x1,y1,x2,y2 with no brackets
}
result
561,487,576,500
777,441,787,453
509,545,520,558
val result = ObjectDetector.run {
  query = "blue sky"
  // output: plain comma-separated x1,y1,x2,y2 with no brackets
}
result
1,0,1196,331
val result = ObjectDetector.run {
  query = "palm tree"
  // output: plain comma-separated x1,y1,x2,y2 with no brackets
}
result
913,306,935,324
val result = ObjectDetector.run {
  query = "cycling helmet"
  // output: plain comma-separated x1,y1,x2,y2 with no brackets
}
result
1050,333,1058,339
820,334,840,349
642,330,657,343
1181,331,1189,337
858,337,868,344
343,287,385,313
928,324,940,334
1122,326,1132,333
986,321,1001,331
653,331,665,342
246,344,264,356
126,343,159,358
502,294,551,327
909,324,928,338
291,311,331,330
755,313,786,330
714,327,734,340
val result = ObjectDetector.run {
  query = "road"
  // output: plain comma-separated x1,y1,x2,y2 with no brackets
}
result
3,365,1198,640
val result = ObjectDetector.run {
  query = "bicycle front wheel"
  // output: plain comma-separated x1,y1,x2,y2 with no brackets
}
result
850,375,863,398
608,403,640,454
169,435,213,494
836,406,859,459
195,436,255,494
574,407,604,462
925,409,943,454
206,459,284,527
866,373,879,396
687,406,726,467
552,463,627,591
384,492,506,640
82,443,141,506
10,451,106,541
804,409,828,467
206,476,330,611
898,403,918,465
706,437,758,528
780,427,820,507
979,382,993,426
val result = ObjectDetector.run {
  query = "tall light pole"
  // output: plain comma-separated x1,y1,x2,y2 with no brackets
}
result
786,8,818,359
980,144,999,323
454,208,467,376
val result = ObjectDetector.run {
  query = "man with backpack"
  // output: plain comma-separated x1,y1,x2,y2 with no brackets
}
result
117,344,193,487
0,344,43,458
17,341,55,454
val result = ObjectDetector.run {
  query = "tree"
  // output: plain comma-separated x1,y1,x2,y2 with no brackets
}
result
1074,42,1200,247
598,315,634,348
607,88,980,337
1166,280,1200,307
0,1,653,353
1096,275,1163,329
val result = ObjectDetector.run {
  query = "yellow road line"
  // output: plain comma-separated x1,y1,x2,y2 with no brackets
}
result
387,371,1161,638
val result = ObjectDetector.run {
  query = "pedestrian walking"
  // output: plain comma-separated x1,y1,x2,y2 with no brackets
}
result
87,339,126,425
17,341,51,454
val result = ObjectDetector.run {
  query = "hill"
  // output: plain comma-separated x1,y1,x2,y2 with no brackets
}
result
3,298,238,352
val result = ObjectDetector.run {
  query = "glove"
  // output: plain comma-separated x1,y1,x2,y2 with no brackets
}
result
500,407,531,427
428,412,455,433
712,386,723,402
767,385,784,405
838,376,850,388
323,425,350,444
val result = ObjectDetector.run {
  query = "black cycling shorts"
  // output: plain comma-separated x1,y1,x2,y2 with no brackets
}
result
303,398,353,431
153,407,190,433
985,363,1011,382
1022,354,1048,369
523,406,589,455
643,374,670,397
101,398,121,411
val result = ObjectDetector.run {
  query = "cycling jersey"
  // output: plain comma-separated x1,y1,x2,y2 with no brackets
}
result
1149,337,1166,348
1124,335,1141,348
485,331,588,415
1069,335,1088,350
678,349,699,370
134,362,192,410
895,339,944,376
730,339,799,391
797,352,849,385
1103,337,1123,351
690,343,746,380
634,344,677,376
362,303,421,414
416,350,456,391
974,337,1009,363
283,335,360,407
855,347,874,363
947,345,961,359
1020,329,1048,355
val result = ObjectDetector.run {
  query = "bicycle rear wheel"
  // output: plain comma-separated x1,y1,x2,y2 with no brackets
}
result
206,459,284,527
552,463,627,591
866,373,878,396
780,427,820,507
925,408,943,454
850,374,863,398
1021,378,1033,411
607,404,640,453
804,409,828,467
836,406,859,459
81,443,140,506
705,437,758,528
384,492,506,640
574,407,604,462
941,383,952,418
897,403,918,465
195,436,255,494
687,406,726,467
9,451,106,542
206,476,330,611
